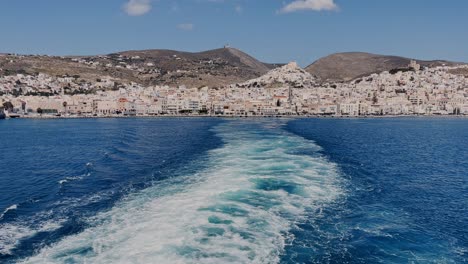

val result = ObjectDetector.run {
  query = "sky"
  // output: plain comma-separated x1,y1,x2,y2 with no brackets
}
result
0,0,467,66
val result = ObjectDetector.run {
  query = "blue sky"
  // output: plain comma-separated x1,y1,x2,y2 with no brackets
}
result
0,0,467,66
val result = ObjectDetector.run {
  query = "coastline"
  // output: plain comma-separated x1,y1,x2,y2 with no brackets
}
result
4,114,468,120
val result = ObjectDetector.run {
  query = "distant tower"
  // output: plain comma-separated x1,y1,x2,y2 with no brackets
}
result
224,44,230,49
409,60,421,71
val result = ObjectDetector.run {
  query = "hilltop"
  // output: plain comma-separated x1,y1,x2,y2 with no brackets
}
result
305,52,458,82
235,62,318,89
0,47,278,88
1,49,466,94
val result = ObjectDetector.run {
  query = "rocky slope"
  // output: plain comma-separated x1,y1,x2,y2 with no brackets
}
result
0,47,278,88
306,52,458,82
1,49,464,91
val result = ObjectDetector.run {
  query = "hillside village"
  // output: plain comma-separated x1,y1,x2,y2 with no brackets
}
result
1,54,468,117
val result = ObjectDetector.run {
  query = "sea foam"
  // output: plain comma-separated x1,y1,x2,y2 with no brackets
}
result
0,219,64,256
22,120,344,264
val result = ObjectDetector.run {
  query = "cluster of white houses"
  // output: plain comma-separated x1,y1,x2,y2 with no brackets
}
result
1,62,468,117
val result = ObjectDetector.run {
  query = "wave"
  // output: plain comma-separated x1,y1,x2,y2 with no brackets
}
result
0,219,64,256
58,173,90,185
0,205,18,220
0,168,98,258
22,120,344,264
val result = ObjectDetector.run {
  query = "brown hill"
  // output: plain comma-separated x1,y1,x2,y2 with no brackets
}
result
306,52,457,82
0,47,276,88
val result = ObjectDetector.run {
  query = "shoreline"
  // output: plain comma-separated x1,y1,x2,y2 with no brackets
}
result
3,114,468,120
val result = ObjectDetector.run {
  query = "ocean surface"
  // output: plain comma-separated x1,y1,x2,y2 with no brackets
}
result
0,117,466,263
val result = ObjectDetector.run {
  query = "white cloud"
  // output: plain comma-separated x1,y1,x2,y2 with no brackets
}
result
280,0,338,13
123,0,152,16
177,23,194,31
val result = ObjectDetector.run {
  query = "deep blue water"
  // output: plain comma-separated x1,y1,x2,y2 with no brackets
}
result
0,118,466,263
285,118,468,263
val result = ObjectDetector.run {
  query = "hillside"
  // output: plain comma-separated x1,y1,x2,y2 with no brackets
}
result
306,52,458,82
236,62,318,88
0,47,277,88
1,49,464,89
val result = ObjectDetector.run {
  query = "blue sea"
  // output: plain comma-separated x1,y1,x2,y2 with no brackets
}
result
0,118,466,263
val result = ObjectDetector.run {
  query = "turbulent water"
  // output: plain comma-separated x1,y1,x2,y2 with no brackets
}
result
0,118,466,263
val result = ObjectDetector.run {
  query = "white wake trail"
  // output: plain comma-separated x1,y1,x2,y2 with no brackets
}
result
23,121,344,264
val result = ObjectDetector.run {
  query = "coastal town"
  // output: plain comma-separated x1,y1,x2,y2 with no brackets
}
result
1,56,468,118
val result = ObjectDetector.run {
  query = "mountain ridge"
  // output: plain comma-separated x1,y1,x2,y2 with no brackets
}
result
1,49,465,88
0,47,277,88
305,52,460,82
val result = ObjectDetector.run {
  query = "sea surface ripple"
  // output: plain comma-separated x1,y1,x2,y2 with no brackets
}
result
19,120,343,263
1,117,466,264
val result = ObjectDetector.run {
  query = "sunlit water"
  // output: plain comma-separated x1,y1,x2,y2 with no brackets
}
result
0,118,466,263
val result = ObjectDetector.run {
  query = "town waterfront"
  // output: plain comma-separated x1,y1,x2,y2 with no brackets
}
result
0,118,466,263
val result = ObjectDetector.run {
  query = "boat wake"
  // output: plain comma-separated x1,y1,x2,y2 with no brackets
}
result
22,120,344,264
